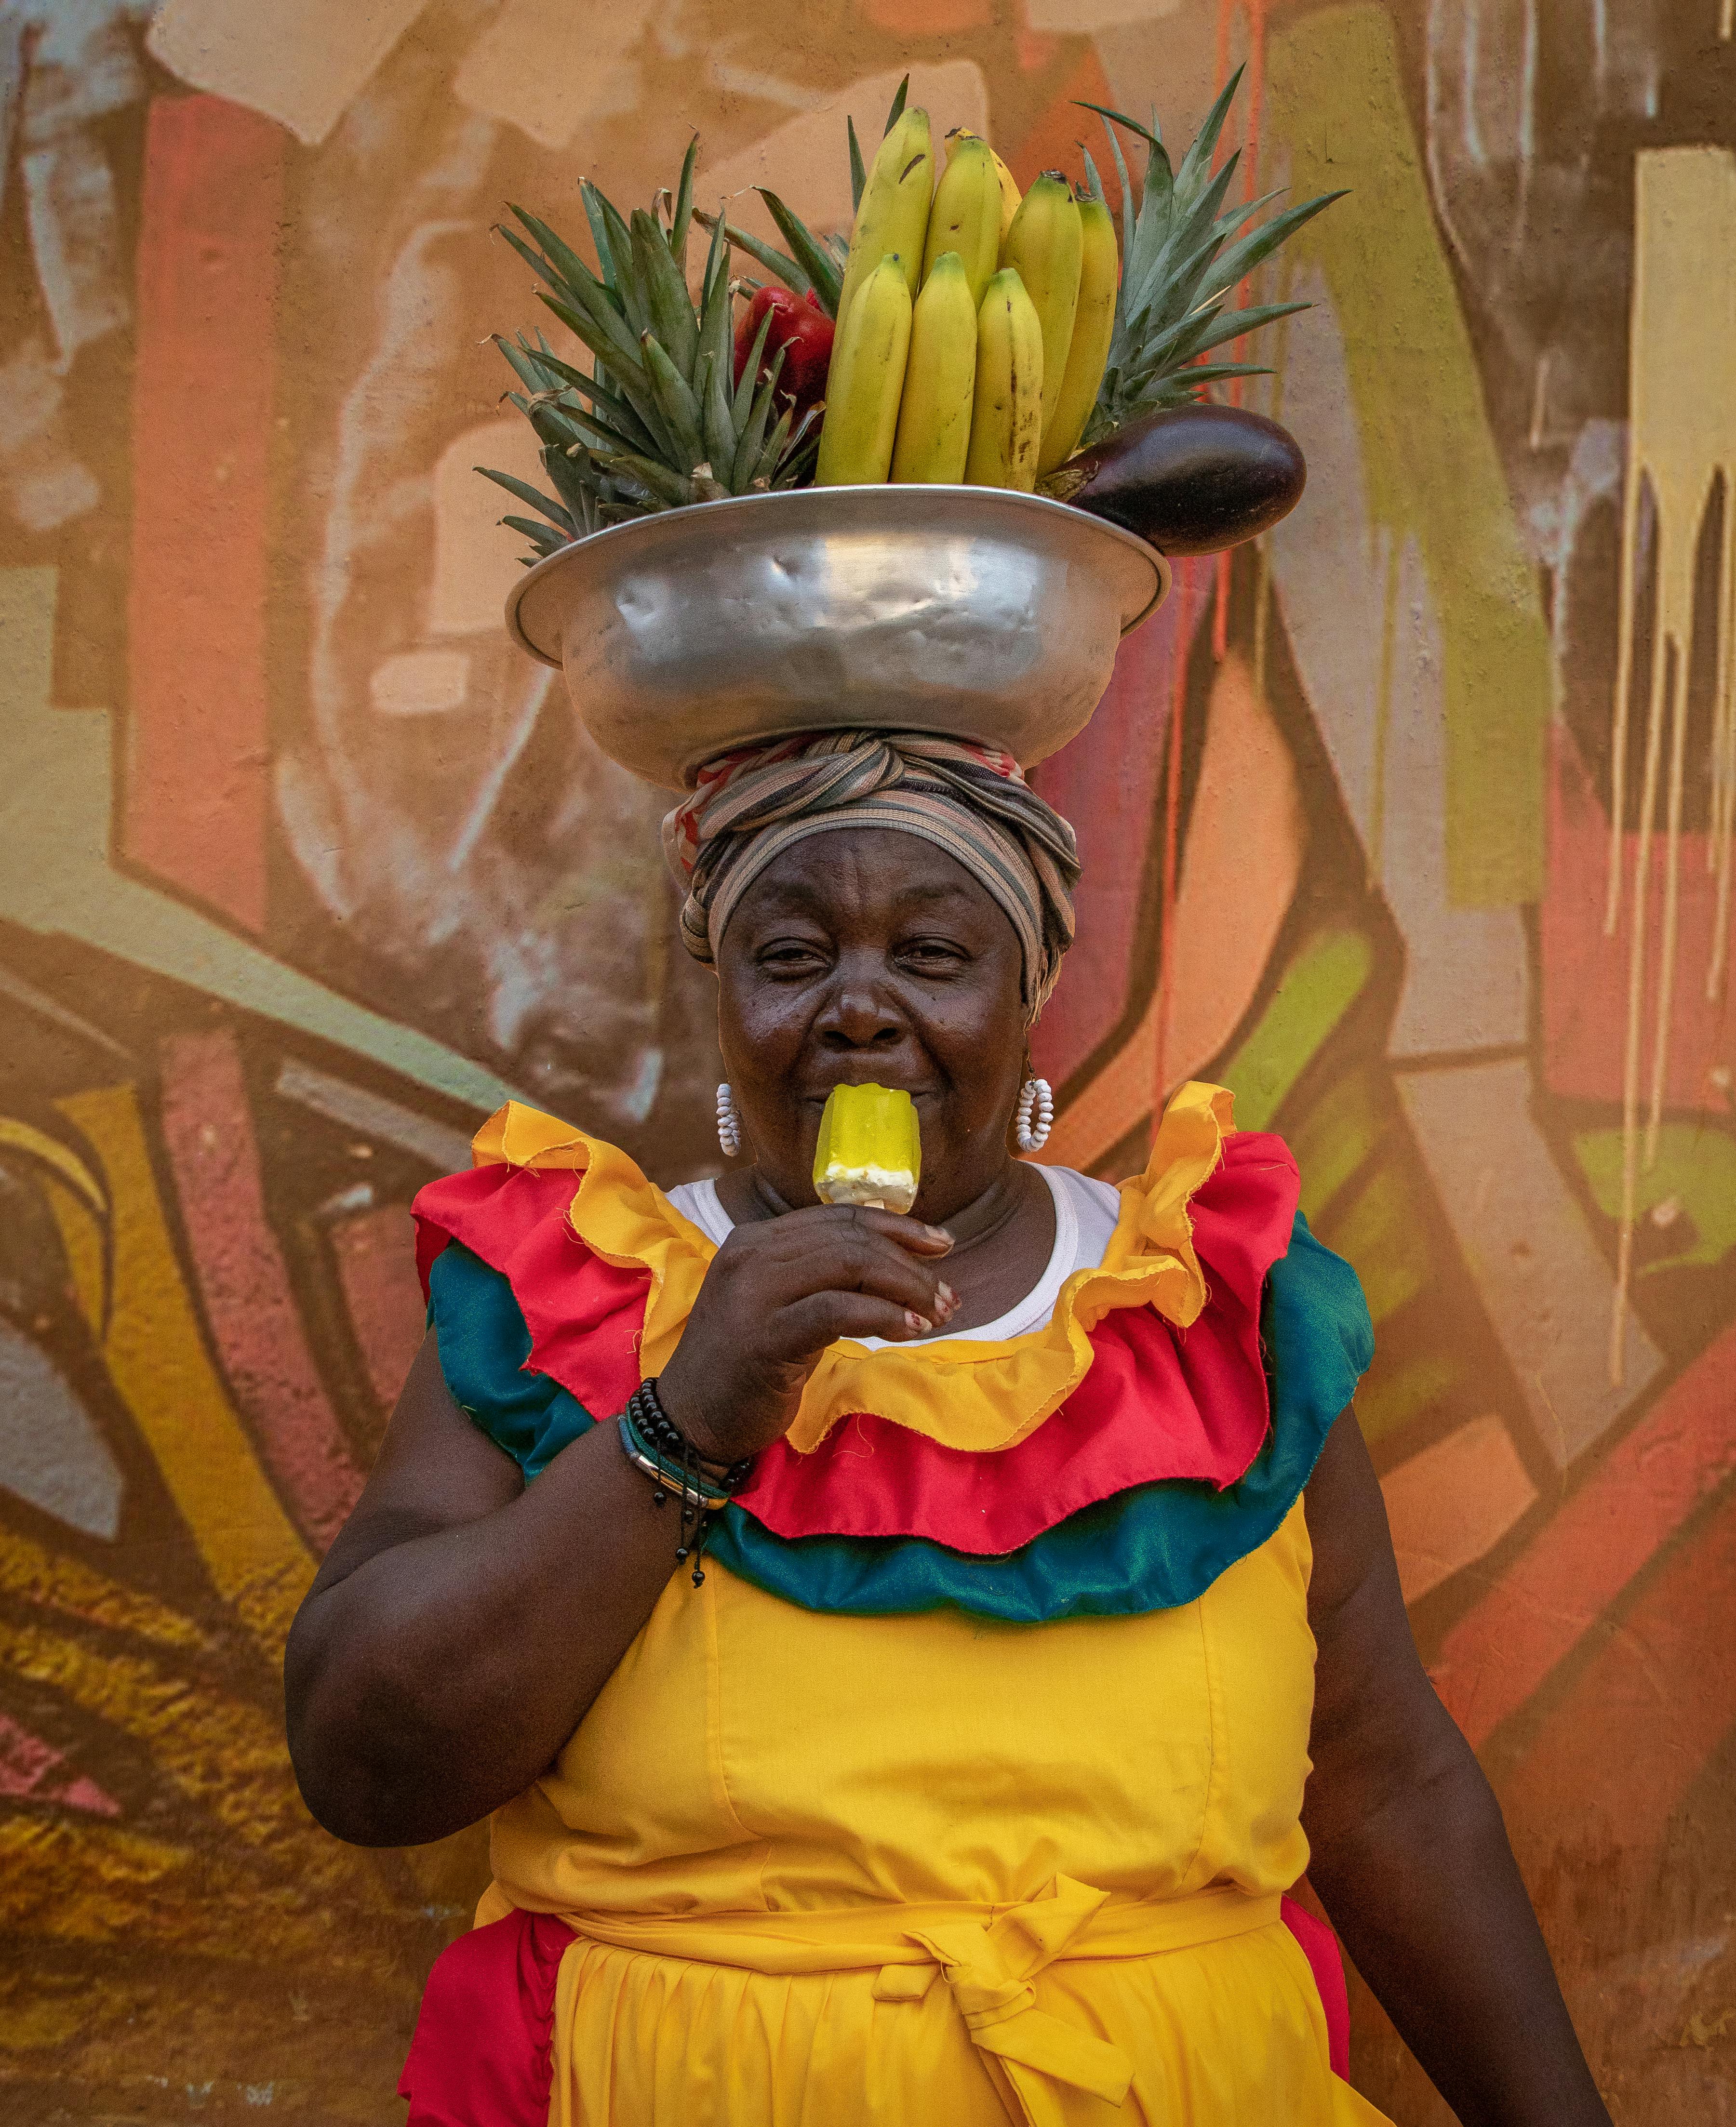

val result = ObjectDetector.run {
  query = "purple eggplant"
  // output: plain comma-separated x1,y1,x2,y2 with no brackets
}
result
1044,403,1306,556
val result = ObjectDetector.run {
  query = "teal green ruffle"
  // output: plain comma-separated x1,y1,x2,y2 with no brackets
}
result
428,1241,595,1481
427,1213,1372,1622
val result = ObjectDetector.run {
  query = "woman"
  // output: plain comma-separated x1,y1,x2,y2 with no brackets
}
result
286,731,1610,2127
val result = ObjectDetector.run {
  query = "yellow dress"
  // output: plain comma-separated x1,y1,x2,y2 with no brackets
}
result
474,1511,1387,2126
414,1088,1392,2125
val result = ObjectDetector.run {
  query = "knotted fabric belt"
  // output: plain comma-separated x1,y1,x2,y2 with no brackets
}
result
536,1877,1282,2126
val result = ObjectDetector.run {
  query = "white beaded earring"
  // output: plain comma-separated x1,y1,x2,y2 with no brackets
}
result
715,1083,742,1158
1014,1077,1054,1154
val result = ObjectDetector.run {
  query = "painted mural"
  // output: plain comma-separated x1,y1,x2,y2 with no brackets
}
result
0,0,1733,2118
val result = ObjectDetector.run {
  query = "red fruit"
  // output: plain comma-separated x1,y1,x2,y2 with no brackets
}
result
732,286,834,415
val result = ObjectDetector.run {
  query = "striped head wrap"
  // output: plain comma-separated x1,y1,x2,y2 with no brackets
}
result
662,731,1080,1018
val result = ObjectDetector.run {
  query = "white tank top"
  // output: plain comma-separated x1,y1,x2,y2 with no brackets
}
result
663,1164,1122,1347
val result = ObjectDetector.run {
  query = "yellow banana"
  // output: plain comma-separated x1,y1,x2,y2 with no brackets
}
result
963,266,1043,492
949,127,1022,241
891,251,977,484
1000,172,1082,453
836,107,934,329
1039,193,1119,473
928,133,1003,307
815,253,913,486
991,146,1022,240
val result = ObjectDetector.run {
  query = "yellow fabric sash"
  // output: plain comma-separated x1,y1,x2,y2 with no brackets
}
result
466,1081,1238,1458
500,1877,1281,2127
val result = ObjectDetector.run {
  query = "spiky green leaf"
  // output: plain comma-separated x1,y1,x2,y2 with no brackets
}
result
693,208,812,300
579,185,620,298
631,208,699,376
1170,66,1243,204
729,342,788,490
1206,189,1347,302
669,133,698,270
476,465,574,530
755,188,843,316
641,330,705,467
580,183,642,328
731,303,775,426
848,115,867,212
748,401,796,489
592,449,693,506
700,349,736,477
501,512,571,556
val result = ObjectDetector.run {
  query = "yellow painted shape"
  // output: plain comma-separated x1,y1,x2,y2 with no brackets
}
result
50,1084,311,1648
0,1814,197,1953
0,1607,382,1897
0,1814,387,1969
1268,5,1552,908
1320,1160,1428,1327
0,1973,88,2052
0,1527,205,1654
0,1117,105,1217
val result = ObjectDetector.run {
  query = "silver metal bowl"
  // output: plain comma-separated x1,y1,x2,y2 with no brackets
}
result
506,484,1169,791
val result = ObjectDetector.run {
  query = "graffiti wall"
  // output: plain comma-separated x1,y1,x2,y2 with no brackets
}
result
0,0,1733,2117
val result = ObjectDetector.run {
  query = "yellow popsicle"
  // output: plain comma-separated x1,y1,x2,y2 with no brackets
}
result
813,1083,921,1213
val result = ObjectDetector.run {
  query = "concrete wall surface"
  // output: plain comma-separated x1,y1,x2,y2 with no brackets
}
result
0,0,1734,2119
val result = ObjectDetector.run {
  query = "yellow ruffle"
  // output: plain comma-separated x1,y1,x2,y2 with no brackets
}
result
466,1080,1236,1456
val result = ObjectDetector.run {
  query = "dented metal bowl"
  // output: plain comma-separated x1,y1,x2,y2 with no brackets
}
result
505,484,1170,792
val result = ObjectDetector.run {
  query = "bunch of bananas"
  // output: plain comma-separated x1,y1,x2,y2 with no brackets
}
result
485,72,1339,556
813,111,1118,495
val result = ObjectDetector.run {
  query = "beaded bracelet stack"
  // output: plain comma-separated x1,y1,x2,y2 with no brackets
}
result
617,1378,755,1586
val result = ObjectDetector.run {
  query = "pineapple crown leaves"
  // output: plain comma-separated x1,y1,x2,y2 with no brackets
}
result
484,146,822,559
692,189,846,317
1074,66,1346,439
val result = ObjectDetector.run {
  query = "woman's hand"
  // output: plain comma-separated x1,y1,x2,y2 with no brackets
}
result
656,1205,958,1463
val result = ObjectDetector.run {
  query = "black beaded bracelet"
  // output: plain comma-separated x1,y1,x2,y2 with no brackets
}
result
617,1378,754,1587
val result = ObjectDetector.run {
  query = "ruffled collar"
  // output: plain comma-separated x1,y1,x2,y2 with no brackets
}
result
467,1082,1238,1456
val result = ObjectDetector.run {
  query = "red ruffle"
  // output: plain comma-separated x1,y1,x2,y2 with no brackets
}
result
414,1164,650,1421
735,1135,1296,1550
411,1135,1299,1556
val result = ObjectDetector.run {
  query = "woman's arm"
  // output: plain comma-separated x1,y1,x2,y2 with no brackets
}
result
285,1333,688,1847
285,1205,959,1848
1302,1410,1612,2127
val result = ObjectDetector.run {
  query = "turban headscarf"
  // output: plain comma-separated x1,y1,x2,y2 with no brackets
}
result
662,731,1081,1018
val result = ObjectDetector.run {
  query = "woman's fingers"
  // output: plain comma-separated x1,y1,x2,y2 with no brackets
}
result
733,1224,959,1328
661,1207,963,1461
754,1204,954,1261
777,1290,950,1350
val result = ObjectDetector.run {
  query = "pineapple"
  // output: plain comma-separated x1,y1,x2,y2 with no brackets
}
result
480,137,824,563
1072,67,1345,446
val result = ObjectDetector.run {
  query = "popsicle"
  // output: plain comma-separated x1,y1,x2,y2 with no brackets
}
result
813,1083,922,1214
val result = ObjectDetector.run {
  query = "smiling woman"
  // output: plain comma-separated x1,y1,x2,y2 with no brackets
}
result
284,730,1610,2127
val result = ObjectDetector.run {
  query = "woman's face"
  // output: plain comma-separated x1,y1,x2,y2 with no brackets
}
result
714,826,1029,1224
